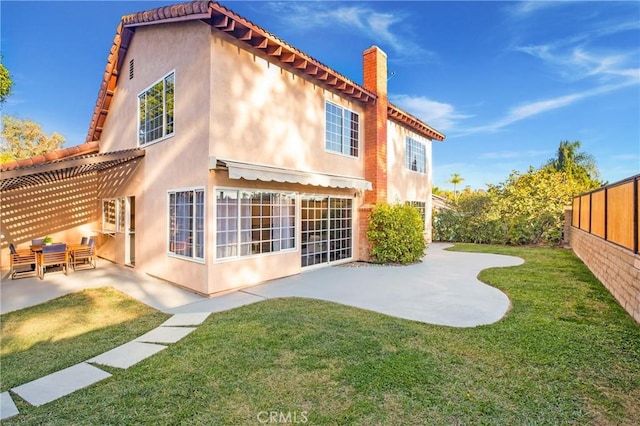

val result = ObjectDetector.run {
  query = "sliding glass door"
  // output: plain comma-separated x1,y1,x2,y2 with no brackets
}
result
301,196,352,267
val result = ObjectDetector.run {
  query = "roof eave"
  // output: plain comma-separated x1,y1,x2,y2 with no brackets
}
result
85,1,376,143
387,103,446,141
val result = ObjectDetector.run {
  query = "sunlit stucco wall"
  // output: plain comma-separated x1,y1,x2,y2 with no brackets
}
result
98,21,212,294
208,31,366,178
386,121,434,241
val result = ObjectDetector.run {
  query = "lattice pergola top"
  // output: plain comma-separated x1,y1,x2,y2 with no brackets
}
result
0,148,145,192
86,1,445,143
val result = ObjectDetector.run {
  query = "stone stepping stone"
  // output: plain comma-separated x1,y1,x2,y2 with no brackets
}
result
1,391,19,420
134,326,196,344
89,341,167,369
160,312,210,327
12,363,111,407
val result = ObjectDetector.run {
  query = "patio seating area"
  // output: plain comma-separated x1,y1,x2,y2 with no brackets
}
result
9,238,97,281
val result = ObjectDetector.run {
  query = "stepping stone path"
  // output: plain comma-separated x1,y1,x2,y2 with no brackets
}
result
1,313,210,420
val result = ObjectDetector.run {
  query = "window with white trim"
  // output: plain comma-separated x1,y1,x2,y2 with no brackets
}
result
216,189,295,259
325,101,359,157
405,136,426,174
139,72,174,145
102,198,125,233
406,201,427,229
168,188,204,261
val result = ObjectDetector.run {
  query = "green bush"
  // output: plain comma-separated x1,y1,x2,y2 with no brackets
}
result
433,167,594,246
366,203,426,264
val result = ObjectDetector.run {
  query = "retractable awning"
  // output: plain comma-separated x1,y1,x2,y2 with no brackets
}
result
210,157,372,191
0,149,145,192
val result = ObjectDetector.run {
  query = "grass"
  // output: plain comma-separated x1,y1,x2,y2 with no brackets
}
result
0,287,170,391
2,245,639,424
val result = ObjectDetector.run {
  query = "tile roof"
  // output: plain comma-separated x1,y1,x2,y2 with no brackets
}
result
86,1,445,144
388,103,445,141
0,142,99,172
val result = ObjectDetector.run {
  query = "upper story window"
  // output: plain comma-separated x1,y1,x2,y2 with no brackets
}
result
325,101,359,157
138,71,175,146
405,136,426,174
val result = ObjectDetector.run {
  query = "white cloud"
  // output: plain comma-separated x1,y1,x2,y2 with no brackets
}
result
517,44,640,83
265,3,435,61
502,2,639,135
389,95,471,132
505,0,570,19
458,79,637,135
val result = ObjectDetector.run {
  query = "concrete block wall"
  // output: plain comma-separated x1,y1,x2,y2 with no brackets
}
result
569,225,640,323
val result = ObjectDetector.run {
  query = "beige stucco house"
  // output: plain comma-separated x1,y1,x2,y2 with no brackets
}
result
1,1,445,295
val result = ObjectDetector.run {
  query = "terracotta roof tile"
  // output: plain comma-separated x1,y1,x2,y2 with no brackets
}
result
1,142,100,172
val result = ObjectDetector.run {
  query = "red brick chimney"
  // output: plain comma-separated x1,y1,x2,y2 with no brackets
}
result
359,46,389,261
362,46,388,205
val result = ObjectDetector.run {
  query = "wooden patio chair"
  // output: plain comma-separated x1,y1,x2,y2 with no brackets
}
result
70,239,96,271
9,243,37,280
36,243,69,279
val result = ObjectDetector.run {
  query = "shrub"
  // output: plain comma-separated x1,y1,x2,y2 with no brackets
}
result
367,203,426,264
433,167,593,246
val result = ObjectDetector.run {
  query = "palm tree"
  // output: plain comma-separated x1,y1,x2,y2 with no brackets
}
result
545,140,600,187
449,173,464,201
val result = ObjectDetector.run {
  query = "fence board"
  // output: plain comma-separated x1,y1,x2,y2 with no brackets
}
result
572,198,580,227
580,194,591,232
591,189,606,238
607,182,634,250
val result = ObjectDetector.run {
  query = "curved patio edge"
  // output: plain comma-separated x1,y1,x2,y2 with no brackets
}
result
174,242,525,328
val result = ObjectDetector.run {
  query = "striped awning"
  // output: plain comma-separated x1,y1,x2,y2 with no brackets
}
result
211,157,372,191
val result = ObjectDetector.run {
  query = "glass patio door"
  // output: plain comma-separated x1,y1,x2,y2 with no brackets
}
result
301,196,352,267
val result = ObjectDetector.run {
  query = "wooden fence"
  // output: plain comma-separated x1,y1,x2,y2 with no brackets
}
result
571,174,639,253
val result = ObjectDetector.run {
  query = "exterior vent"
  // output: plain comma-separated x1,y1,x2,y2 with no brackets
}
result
129,59,134,80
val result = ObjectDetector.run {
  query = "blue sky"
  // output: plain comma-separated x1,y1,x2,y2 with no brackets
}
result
2,0,639,191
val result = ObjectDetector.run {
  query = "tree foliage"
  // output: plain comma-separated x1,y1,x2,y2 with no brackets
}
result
543,140,601,188
1,115,65,163
448,173,464,200
0,55,12,104
367,203,426,264
434,141,602,246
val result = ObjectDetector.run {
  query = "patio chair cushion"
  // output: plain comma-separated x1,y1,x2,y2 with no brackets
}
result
32,239,44,246
42,243,66,253
81,237,88,245
9,243,17,255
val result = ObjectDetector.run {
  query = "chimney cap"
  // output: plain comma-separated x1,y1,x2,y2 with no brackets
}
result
364,45,388,57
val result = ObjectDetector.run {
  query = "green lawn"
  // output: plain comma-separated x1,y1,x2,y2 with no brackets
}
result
1,287,170,391
2,245,639,425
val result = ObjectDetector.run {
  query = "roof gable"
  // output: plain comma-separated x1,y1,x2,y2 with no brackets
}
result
86,1,444,143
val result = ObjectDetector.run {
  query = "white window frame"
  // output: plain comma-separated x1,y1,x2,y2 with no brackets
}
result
324,100,360,157
167,187,205,263
405,136,426,174
406,200,427,230
215,188,297,261
102,198,125,234
138,70,175,147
